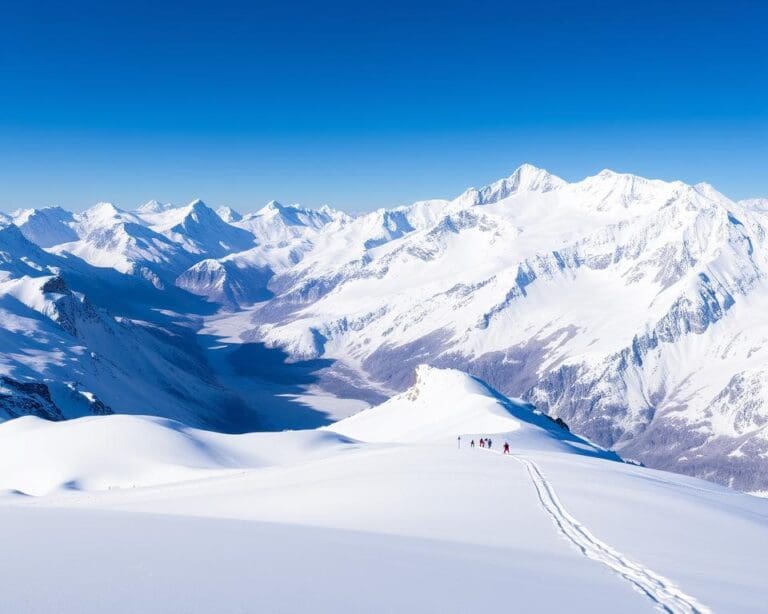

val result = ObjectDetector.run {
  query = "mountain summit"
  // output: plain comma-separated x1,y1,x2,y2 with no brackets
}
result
455,164,566,206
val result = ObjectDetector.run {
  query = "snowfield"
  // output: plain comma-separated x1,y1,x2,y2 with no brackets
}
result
1,367,766,613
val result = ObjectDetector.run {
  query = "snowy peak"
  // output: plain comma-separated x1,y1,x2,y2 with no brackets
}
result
574,169,694,211
506,163,566,192
75,202,140,234
81,202,128,220
235,200,343,245
216,205,243,223
160,199,254,257
330,365,602,454
11,206,78,248
253,200,333,226
182,198,216,220
455,164,566,206
135,200,174,214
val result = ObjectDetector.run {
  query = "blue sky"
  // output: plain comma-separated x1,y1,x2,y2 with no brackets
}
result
0,0,765,212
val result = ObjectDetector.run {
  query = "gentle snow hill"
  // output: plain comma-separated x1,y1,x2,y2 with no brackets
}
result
329,365,615,461
0,414,355,496
3,368,767,612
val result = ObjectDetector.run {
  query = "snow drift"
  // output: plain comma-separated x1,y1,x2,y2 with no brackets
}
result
0,414,353,496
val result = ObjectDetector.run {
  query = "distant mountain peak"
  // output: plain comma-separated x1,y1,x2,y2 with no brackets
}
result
185,198,212,212
136,200,175,214
216,206,243,223
261,200,288,213
86,201,127,217
80,202,132,225
455,164,566,206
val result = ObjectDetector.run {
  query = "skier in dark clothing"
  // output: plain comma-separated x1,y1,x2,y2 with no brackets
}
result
470,439,475,448
503,442,510,454
487,438,492,450
479,438,485,448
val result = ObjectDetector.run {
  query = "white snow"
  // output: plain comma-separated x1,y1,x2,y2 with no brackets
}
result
0,366,765,613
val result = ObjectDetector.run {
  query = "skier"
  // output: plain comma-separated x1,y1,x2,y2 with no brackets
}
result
503,442,510,454
470,439,475,448
479,438,485,448
458,435,461,449
487,438,492,450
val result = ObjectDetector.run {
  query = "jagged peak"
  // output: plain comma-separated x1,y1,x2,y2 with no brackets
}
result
254,200,323,218
581,168,690,191
260,200,290,213
87,201,122,214
693,182,733,204
573,168,709,211
185,198,212,212
136,199,174,214
216,205,243,223
174,199,221,225
455,164,566,206
11,205,71,225
79,202,132,225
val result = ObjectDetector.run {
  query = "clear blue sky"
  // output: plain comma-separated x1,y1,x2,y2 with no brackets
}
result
0,0,765,212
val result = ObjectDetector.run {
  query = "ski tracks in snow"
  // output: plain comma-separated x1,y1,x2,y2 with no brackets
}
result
511,454,710,614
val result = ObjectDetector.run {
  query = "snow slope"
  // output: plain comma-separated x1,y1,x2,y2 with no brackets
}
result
328,364,600,455
1,367,765,613
0,414,353,496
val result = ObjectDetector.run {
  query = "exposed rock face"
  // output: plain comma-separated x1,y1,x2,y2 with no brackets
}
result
0,377,63,421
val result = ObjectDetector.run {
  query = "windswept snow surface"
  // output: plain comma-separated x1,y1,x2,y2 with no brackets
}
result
1,367,766,613
0,414,353,496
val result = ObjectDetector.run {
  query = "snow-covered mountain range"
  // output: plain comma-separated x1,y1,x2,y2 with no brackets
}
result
2,164,768,492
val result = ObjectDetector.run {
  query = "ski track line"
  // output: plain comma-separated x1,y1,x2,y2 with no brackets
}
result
509,453,710,614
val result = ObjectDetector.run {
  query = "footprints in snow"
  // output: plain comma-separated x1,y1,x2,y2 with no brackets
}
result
504,453,710,614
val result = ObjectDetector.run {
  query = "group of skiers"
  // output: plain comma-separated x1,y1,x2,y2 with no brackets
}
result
468,437,511,454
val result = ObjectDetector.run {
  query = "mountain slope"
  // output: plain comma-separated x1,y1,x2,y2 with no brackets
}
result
329,365,604,456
